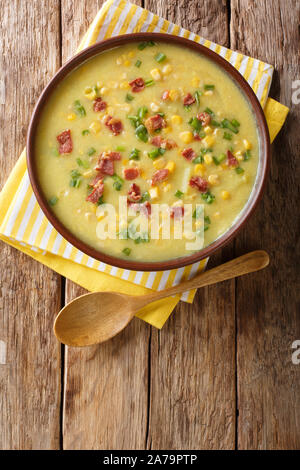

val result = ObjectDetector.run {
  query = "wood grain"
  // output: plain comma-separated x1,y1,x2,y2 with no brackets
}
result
0,0,62,450
144,0,236,450
61,0,150,450
231,0,300,450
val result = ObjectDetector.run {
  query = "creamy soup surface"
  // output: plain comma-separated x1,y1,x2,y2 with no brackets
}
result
35,41,259,262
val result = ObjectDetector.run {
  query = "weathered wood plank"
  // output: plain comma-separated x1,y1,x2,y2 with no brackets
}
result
61,0,150,450
0,0,62,450
231,0,300,450
144,0,236,450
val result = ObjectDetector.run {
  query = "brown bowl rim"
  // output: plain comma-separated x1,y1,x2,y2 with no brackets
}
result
27,32,270,272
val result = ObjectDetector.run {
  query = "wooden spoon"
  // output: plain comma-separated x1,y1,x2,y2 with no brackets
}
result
54,250,269,347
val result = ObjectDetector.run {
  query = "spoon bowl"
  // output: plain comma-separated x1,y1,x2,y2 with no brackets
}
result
54,250,269,347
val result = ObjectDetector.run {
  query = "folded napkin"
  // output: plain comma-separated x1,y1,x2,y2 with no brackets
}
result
0,0,289,329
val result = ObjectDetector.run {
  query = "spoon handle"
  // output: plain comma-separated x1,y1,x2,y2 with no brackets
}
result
139,250,269,305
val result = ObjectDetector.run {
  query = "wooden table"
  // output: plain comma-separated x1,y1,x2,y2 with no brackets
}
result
0,0,299,450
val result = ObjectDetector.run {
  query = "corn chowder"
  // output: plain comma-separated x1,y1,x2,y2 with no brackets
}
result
35,41,259,262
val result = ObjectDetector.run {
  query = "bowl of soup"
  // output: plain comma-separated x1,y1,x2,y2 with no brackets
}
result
27,33,270,271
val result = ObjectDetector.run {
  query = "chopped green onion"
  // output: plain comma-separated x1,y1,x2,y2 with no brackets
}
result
128,115,140,128
137,106,148,120
235,167,244,174
96,196,104,206
76,158,90,169
195,90,202,106
211,120,220,127
204,215,211,225
82,129,90,136
204,84,215,91
184,105,191,111
141,191,150,202
148,147,165,159
231,119,240,127
221,119,239,134
129,148,140,160
193,206,203,219
204,107,214,116
87,147,96,156
155,52,166,63
126,93,134,102
223,132,233,140
135,124,148,142
116,145,126,152
201,191,215,204
189,117,202,131
135,59,142,68
122,247,131,256
244,150,251,161
49,196,58,206
175,190,184,198
112,174,124,191
193,155,204,164
145,79,155,87
74,100,86,117
138,41,156,50
69,169,81,188
213,153,226,165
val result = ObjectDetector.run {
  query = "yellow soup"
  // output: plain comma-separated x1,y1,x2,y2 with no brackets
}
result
35,41,259,262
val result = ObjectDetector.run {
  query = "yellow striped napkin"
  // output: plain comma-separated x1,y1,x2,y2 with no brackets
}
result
0,0,289,328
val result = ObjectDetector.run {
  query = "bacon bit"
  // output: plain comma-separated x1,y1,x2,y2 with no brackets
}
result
227,150,238,167
106,151,122,161
152,168,169,185
151,136,177,149
141,201,151,217
57,129,73,154
189,176,208,193
129,77,145,93
96,158,114,176
127,183,141,203
182,147,197,161
161,90,170,101
183,93,196,106
145,114,167,133
124,167,139,180
104,115,123,135
93,97,107,112
170,206,184,218
197,112,211,127
193,133,202,141
90,173,103,187
86,179,104,204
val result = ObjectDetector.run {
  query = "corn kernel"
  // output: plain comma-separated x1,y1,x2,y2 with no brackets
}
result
169,89,179,101
242,174,249,183
150,102,160,112
163,183,171,192
122,159,129,166
194,163,206,176
204,126,213,135
165,160,175,173
162,64,172,75
67,113,76,121
100,86,109,95
243,139,252,150
150,68,162,81
191,77,200,87
128,51,135,58
221,190,230,200
149,186,159,200
96,81,103,89
208,174,219,185
179,131,193,144
116,57,123,65
153,158,166,170
124,60,131,67
171,115,182,125
214,211,221,218
84,87,97,100
204,154,213,165
204,90,213,96
162,126,172,134
202,135,215,148
89,121,101,134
